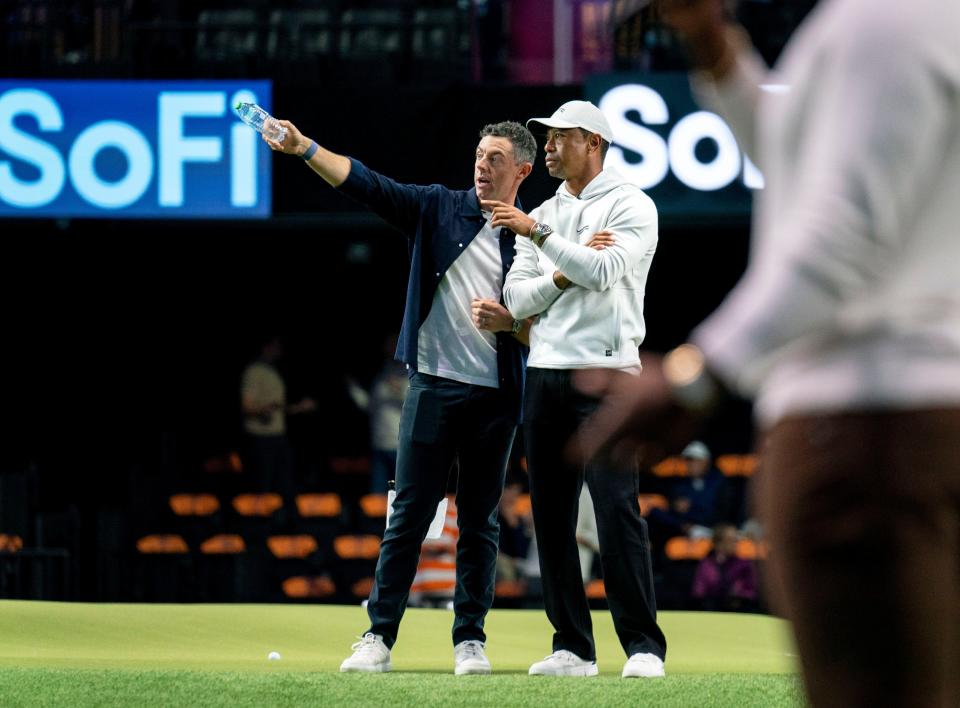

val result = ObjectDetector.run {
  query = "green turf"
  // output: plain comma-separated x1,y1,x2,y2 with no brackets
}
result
0,601,803,706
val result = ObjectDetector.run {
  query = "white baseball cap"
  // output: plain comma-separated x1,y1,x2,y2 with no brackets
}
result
681,441,711,461
527,100,613,143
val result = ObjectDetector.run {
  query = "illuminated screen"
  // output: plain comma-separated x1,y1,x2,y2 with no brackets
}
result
588,73,763,221
0,80,273,219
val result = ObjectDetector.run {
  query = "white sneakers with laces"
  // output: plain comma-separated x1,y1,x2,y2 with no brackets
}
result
339,633,391,673
454,640,491,675
621,652,666,678
528,650,599,677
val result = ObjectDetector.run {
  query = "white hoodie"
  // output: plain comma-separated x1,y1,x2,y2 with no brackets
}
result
504,168,658,369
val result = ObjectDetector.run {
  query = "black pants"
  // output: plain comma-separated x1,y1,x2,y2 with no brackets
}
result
366,372,516,648
524,367,666,661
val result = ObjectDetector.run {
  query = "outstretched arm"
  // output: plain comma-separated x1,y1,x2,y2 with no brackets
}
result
263,120,351,187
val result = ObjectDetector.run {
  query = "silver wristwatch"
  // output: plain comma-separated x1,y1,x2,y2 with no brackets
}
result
529,222,553,247
511,319,523,335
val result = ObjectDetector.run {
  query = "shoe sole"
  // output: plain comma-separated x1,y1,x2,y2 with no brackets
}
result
455,666,492,676
529,664,599,677
340,662,392,673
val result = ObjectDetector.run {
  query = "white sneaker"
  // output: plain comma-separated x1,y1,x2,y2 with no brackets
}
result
339,633,391,673
528,650,599,677
454,640,491,675
621,652,665,678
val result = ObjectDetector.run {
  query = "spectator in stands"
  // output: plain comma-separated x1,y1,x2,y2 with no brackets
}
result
496,480,533,583
691,523,758,612
240,335,316,498
346,334,409,494
574,1,960,705
650,441,726,539
265,118,535,676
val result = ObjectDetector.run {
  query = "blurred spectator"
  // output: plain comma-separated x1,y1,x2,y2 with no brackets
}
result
346,335,409,494
240,335,316,496
691,523,759,612
651,441,726,538
576,486,599,584
497,481,532,583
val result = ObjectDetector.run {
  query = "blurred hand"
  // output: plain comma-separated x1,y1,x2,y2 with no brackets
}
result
568,354,700,469
585,230,615,250
262,119,310,156
472,298,514,332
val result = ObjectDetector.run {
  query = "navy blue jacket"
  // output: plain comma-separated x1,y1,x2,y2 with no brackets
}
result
338,158,527,420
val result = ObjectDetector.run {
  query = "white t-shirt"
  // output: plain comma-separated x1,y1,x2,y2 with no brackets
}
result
417,215,502,388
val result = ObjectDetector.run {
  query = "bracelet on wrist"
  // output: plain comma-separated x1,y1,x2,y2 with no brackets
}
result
301,140,318,161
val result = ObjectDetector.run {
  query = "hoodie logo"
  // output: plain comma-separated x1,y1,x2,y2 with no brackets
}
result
576,224,590,234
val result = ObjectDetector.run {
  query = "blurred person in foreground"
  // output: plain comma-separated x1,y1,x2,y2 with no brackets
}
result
575,1,960,706
485,100,667,679
265,119,536,675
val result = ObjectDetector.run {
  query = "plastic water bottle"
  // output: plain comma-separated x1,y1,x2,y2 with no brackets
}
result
234,102,288,143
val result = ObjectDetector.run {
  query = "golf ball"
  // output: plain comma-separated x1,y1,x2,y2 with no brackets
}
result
268,651,281,661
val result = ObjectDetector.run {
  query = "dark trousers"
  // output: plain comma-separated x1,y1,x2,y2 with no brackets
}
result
524,368,667,661
366,372,516,648
758,409,960,708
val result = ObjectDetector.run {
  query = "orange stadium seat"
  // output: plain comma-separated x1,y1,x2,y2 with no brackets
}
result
716,454,760,477
359,494,388,518
736,538,768,560
282,575,336,599
169,493,220,516
295,493,341,518
334,535,381,560
664,536,712,561
267,535,318,559
495,580,526,599
200,534,246,554
0,534,24,553
585,579,606,599
351,577,375,598
638,493,668,516
232,493,283,517
652,457,688,477
136,534,189,554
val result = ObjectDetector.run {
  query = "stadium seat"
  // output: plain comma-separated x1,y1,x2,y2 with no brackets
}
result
296,493,341,518
195,10,259,65
585,578,606,599
494,579,526,599
334,535,381,560
359,494,388,518
266,10,331,61
664,536,712,560
736,538,768,560
136,534,188,554
638,493,668,516
232,493,283,517
0,534,23,553
351,576,374,598
170,493,219,516
267,535,318,560
513,493,532,517
652,457,688,477
716,454,760,477
199,534,246,554
282,575,336,600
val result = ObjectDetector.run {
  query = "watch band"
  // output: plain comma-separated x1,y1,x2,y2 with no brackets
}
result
511,319,523,335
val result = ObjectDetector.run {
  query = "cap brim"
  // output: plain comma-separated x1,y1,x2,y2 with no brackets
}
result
526,117,583,131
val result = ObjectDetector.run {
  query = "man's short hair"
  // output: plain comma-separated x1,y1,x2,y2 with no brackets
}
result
479,121,537,166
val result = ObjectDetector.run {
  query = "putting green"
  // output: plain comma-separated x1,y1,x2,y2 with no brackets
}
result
0,601,797,675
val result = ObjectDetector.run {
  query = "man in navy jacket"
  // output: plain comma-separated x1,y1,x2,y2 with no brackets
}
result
265,118,535,675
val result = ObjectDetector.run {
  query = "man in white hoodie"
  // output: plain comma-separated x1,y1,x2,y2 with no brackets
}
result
482,100,667,679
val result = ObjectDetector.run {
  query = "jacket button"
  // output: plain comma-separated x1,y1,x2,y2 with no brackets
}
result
458,243,463,248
